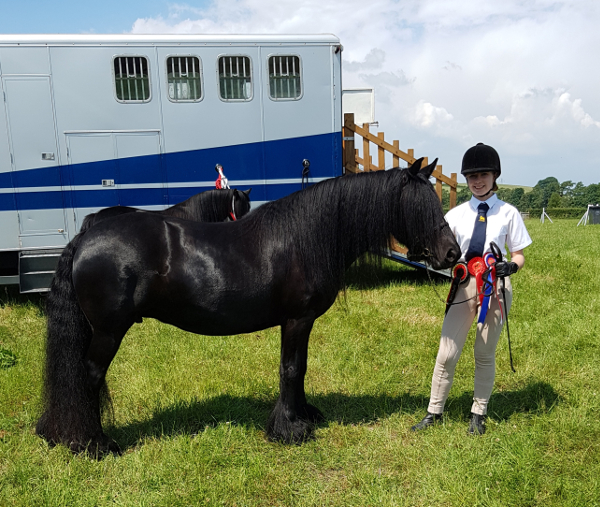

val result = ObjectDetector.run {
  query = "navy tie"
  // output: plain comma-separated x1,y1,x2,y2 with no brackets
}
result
466,202,489,261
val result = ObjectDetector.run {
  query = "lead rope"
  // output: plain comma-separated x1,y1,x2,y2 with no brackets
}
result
500,276,516,372
422,254,479,308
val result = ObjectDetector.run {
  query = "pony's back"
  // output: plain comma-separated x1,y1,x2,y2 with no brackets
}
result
80,206,139,233
78,188,250,233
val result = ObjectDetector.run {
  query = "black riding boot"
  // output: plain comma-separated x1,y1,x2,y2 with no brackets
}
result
411,412,442,431
468,412,486,435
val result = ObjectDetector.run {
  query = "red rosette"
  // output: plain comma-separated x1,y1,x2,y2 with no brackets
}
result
467,257,486,308
467,257,486,276
452,262,468,283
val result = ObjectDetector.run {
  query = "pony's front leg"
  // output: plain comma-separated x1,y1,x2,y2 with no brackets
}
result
266,318,324,444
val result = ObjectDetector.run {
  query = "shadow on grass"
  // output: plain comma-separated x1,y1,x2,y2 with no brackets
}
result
344,259,448,291
109,380,559,451
440,381,561,422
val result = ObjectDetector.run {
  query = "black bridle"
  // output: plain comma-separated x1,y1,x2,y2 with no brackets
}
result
406,221,450,262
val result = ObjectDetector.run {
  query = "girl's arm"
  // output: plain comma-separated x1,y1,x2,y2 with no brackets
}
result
509,250,525,270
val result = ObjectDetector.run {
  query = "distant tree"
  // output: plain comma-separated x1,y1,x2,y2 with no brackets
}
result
584,183,600,205
547,192,561,208
456,186,471,205
509,187,525,207
496,188,511,202
560,180,575,197
560,194,573,207
572,182,588,207
530,177,560,208
519,192,532,210
528,187,544,208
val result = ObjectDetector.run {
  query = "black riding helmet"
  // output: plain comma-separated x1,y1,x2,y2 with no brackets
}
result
461,143,501,177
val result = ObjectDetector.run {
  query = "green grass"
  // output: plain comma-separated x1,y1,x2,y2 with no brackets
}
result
1,219,599,506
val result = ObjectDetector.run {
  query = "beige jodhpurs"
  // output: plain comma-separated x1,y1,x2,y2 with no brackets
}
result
428,275,513,416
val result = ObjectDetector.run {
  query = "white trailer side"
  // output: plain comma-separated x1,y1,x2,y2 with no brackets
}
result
0,34,343,291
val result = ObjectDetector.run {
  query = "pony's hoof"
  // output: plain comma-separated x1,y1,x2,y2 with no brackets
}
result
266,403,321,444
266,418,313,444
68,434,121,458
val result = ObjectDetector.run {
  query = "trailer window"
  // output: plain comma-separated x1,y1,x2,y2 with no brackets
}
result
167,56,202,102
113,56,151,102
218,56,252,101
268,56,302,100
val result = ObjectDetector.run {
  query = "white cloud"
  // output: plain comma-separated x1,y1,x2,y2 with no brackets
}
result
130,0,600,185
344,48,386,73
472,88,600,132
413,100,454,128
554,93,600,128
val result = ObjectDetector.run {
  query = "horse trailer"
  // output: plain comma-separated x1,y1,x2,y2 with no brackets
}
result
0,34,343,292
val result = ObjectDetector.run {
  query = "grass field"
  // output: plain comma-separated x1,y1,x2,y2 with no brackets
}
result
1,219,599,506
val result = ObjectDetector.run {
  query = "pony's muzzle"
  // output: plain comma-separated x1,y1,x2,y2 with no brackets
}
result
444,245,461,267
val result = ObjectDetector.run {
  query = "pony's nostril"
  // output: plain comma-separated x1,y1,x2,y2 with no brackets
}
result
446,248,460,263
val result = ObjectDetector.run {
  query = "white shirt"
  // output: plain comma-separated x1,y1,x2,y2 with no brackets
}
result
445,194,532,261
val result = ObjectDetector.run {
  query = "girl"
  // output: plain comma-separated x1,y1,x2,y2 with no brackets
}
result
412,143,532,435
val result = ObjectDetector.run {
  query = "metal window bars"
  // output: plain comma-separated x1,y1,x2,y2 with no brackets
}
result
112,54,302,103
218,56,252,100
269,56,301,99
167,56,202,101
114,56,150,102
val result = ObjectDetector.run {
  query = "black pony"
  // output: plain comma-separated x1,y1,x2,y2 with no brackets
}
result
79,187,252,232
36,158,460,456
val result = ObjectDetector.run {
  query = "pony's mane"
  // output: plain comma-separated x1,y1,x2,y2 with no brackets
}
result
165,188,236,221
246,167,439,288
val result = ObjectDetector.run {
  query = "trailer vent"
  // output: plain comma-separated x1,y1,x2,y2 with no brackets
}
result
218,56,252,101
268,55,302,100
113,56,151,103
167,56,202,102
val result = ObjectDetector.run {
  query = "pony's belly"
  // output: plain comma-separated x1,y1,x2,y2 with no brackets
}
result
147,299,278,337
154,312,277,336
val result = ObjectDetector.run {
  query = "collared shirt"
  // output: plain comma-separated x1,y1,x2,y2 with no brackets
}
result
445,194,532,261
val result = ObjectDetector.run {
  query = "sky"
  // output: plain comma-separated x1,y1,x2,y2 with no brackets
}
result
1,0,599,187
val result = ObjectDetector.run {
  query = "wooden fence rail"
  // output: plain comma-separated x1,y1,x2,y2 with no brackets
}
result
342,113,458,209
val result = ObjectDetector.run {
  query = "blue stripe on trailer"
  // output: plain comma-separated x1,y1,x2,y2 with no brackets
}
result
0,181,333,212
0,132,340,211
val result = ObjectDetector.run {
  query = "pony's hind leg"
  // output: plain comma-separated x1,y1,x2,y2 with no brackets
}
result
78,324,131,457
266,317,324,444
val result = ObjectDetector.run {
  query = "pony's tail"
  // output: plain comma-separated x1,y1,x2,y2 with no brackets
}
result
35,231,102,450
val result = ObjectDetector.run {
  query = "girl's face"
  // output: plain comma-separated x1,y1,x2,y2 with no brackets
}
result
466,171,496,200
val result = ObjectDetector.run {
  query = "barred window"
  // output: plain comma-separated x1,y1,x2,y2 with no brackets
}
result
167,56,202,102
268,55,302,100
218,56,252,101
113,56,151,102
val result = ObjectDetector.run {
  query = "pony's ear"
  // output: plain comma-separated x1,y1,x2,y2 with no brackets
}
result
243,188,252,196
409,157,424,176
421,158,438,179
